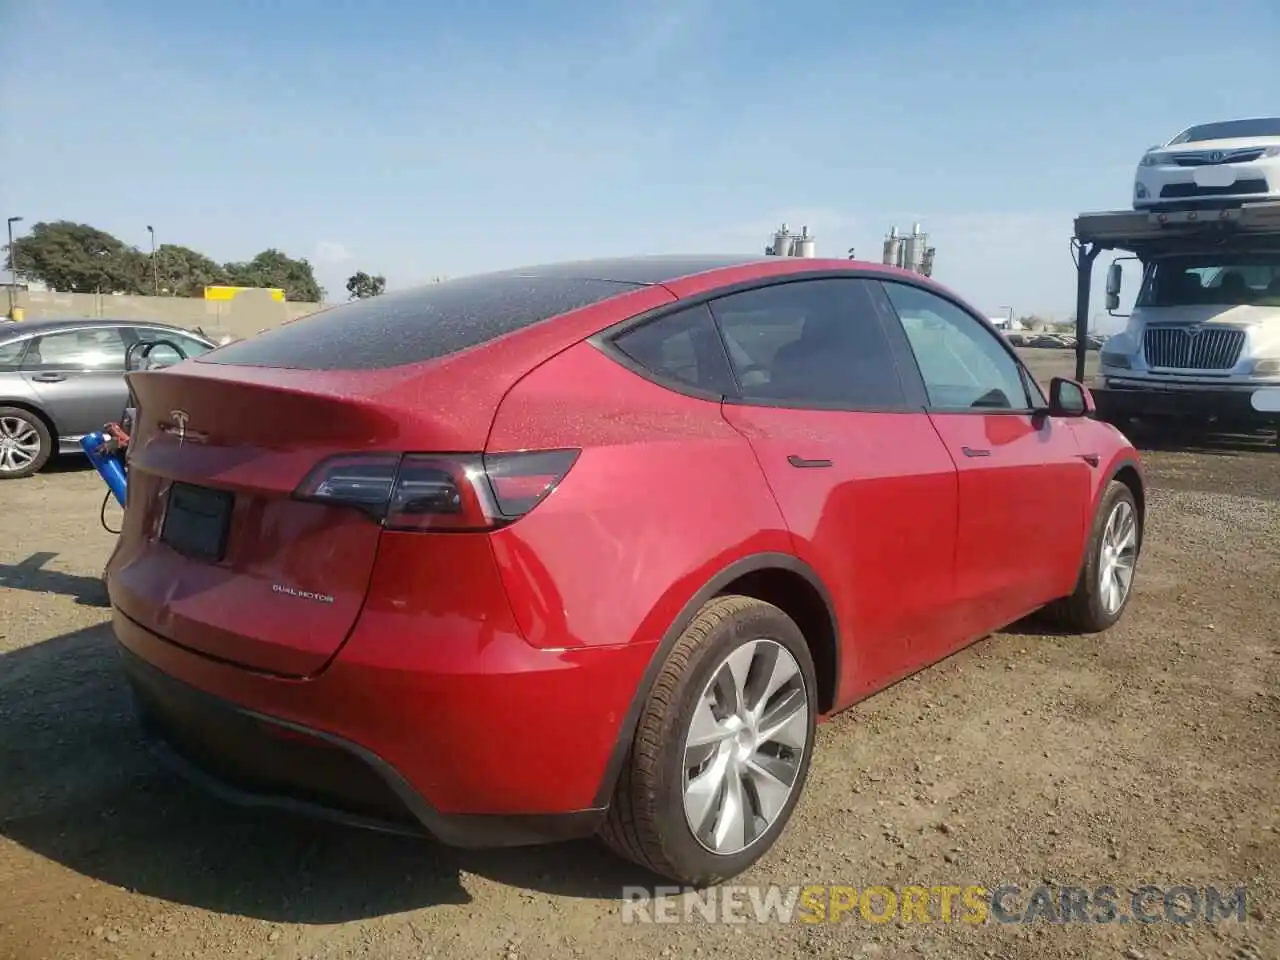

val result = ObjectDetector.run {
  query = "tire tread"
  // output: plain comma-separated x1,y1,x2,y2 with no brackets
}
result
599,594,768,881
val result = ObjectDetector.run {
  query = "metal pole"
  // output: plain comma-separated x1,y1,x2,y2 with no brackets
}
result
6,216,22,318
147,225,158,295
1074,244,1099,382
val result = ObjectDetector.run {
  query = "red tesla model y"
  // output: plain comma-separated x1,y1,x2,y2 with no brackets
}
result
107,254,1144,885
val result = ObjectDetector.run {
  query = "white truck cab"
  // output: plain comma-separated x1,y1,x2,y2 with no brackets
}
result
1071,200,1280,428
1099,254,1280,393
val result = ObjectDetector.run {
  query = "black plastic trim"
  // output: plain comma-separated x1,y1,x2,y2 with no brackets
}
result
1099,455,1147,560
590,551,840,808
1093,384,1277,425
118,643,607,848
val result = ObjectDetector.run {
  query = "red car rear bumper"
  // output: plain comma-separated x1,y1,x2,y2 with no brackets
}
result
112,606,657,847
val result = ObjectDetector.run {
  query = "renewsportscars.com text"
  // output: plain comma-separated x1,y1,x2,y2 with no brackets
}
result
621,884,1249,925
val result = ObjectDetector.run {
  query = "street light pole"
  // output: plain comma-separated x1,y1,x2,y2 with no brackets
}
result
147,225,158,295
6,216,23,319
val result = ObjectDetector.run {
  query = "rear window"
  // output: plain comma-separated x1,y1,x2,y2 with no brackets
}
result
201,275,641,370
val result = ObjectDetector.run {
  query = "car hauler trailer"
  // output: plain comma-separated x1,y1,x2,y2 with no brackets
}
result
1071,199,1280,436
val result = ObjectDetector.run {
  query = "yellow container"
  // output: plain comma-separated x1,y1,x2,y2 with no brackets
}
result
10,306,23,322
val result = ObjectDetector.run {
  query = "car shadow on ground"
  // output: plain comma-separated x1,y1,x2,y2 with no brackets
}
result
0,552,110,606
0,624,662,924
44,454,97,474
1122,421,1278,457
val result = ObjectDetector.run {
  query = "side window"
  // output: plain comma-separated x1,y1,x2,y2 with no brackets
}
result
882,282,1031,411
611,303,737,396
135,331,213,367
708,278,906,408
22,328,128,371
0,338,28,369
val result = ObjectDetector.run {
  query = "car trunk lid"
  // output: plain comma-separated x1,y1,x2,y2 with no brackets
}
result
108,361,495,677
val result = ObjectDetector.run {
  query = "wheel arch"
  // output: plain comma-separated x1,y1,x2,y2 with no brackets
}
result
591,551,840,808
1107,457,1145,542
0,399,58,435
0,400,58,449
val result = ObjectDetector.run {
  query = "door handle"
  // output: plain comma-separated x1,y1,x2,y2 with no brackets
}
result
31,373,66,383
961,446,991,458
787,455,833,468
1079,453,1100,467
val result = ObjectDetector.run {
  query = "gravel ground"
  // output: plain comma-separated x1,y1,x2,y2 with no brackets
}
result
1,350,1277,960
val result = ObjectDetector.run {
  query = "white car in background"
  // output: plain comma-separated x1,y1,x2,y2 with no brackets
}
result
1133,117,1280,210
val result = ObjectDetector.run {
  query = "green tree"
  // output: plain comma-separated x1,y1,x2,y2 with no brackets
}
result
225,248,324,302
154,244,230,297
9,221,144,293
345,271,387,299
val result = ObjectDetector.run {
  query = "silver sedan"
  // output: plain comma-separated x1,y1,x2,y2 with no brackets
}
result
0,319,216,479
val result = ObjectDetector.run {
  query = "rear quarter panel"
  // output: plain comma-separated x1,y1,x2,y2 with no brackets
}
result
485,339,793,654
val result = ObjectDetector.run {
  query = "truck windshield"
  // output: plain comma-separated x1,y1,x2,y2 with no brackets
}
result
1137,256,1280,308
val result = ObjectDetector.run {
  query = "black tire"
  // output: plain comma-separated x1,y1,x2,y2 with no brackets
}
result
1049,481,1141,633
598,595,818,886
0,406,53,480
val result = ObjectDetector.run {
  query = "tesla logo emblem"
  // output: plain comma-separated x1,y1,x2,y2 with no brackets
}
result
159,409,206,445
1208,151,1223,162
169,410,189,444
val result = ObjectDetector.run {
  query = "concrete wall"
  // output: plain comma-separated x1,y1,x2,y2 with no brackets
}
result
8,289,327,340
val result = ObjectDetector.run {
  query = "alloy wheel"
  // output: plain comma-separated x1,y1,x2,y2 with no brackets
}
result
1098,499,1138,615
0,416,41,474
681,638,810,856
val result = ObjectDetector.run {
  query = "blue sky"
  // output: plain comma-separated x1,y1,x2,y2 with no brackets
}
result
2,0,1276,325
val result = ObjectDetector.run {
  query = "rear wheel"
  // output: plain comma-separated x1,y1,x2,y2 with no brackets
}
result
0,407,52,480
1050,481,1140,633
599,595,817,886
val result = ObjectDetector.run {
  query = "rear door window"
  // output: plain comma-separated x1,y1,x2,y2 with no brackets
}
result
707,278,909,409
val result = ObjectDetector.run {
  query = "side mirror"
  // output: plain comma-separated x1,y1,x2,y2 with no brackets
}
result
1104,262,1123,312
1049,377,1093,418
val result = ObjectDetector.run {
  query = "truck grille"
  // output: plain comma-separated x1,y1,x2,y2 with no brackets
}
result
1143,326,1245,370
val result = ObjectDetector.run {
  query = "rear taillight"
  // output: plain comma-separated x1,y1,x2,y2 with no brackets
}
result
294,449,579,531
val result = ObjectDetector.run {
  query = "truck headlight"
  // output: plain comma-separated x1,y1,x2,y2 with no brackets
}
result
1100,351,1131,369
1253,358,1280,376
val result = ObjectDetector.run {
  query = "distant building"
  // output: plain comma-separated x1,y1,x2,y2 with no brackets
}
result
988,315,1026,331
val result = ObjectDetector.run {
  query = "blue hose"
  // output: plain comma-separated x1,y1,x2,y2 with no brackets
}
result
81,432,128,507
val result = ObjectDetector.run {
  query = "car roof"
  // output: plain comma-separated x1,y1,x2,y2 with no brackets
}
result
0,317,208,340
485,253,908,286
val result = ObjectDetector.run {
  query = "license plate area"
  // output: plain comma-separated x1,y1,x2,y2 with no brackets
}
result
1193,166,1236,189
161,482,233,562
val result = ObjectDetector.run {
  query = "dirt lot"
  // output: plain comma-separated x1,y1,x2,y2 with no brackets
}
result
2,350,1278,960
